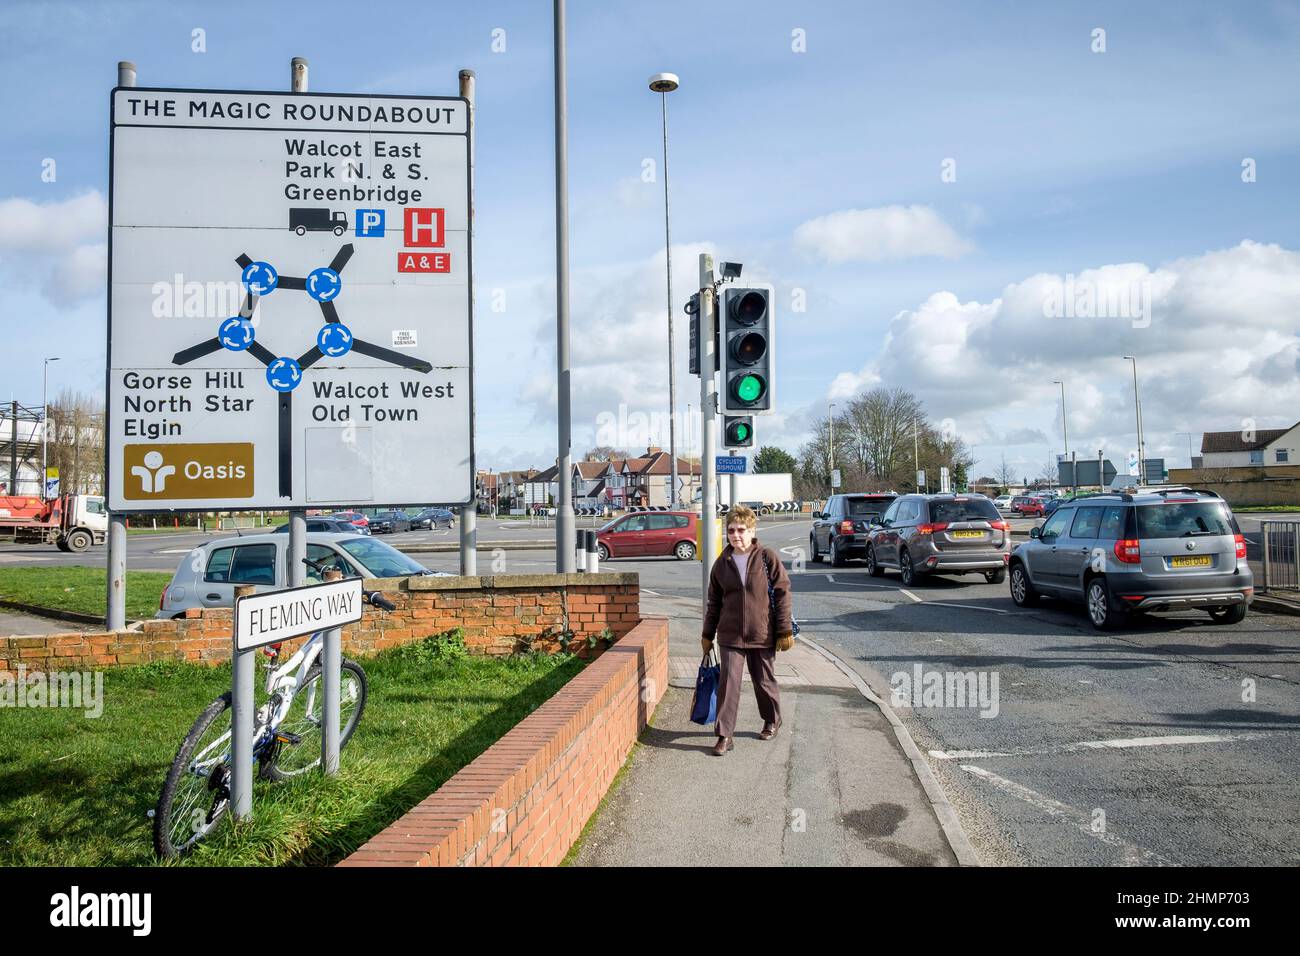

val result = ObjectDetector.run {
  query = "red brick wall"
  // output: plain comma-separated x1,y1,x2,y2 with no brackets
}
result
0,573,640,672
339,614,669,867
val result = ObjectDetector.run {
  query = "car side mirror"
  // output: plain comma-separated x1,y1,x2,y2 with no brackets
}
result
1029,527,1041,539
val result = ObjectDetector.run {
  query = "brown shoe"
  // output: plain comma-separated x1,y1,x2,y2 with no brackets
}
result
759,717,782,740
711,736,733,756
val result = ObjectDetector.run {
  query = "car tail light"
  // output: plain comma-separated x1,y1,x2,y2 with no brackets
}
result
1120,595,1145,602
990,520,1009,531
839,520,855,535
159,587,167,611
1113,539,1142,564
1234,534,1246,559
916,523,949,535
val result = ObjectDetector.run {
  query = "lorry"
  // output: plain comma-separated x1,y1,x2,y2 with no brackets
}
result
289,207,348,236
695,473,796,513
0,494,108,552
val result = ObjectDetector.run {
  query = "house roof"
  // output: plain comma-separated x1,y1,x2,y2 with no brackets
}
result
640,452,702,476
1201,423,1296,454
527,465,559,483
622,457,651,473
574,461,607,480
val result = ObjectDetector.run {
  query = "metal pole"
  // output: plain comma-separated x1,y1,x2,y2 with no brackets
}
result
321,569,342,774
829,402,836,491
1261,523,1271,590
1125,356,1145,483
106,62,134,631
913,418,921,491
231,584,255,819
729,450,738,508
459,68,478,575
554,0,575,572
8,400,16,495
699,254,719,610
287,57,310,586
660,89,679,508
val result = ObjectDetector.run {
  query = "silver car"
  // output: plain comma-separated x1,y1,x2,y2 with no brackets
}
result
1008,487,1253,630
865,494,1012,586
156,532,445,618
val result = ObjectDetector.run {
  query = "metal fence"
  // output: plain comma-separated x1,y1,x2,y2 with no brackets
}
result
1261,521,1300,590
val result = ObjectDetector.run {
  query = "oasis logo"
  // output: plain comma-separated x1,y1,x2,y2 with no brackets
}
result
123,443,254,500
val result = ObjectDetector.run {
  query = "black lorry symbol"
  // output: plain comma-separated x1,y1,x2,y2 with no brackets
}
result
289,207,348,236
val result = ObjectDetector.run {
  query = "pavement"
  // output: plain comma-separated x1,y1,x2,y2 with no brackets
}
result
571,591,972,867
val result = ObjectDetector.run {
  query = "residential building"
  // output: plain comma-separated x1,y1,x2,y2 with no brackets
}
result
1200,422,1299,468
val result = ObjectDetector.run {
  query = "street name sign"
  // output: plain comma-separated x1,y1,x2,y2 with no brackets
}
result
234,577,363,652
108,88,473,511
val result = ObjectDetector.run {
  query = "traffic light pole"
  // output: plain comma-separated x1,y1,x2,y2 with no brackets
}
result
698,255,719,612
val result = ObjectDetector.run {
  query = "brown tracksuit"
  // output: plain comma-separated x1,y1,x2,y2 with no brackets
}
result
701,538,792,738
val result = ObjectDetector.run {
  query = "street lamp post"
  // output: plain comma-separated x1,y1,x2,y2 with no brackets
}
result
1052,379,1071,492
649,72,680,507
42,357,60,499
828,402,837,491
1123,356,1146,483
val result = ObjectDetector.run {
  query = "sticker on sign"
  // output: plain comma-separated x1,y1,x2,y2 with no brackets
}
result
235,577,363,652
392,330,418,348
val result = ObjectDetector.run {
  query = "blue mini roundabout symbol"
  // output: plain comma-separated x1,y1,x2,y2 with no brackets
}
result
317,322,353,357
218,316,255,351
266,357,302,392
307,266,342,302
241,260,279,295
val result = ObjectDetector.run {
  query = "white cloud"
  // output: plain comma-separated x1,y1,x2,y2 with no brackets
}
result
824,240,1300,469
793,204,974,264
0,191,107,306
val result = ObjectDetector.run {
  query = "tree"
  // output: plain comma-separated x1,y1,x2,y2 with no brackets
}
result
994,454,1016,490
45,389,104,495
753,445,796,474
583,446,629,462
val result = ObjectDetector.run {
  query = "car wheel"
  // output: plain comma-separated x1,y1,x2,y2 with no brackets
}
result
899,549,922,587
1086,578,1125,631
985,568,1006,584
809,534,823,564
830,538,848,567
597,543,610,562
866,545,883,577
1207,604,1247,625
674,540,697,560
1009,562,1038,606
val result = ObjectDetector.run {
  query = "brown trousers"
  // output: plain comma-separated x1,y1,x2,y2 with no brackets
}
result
714,644,781,739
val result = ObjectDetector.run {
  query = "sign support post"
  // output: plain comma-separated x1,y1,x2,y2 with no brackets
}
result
286,57,309,588
321,568,342,775
231,583,256,820
699,254,718,613
459,67,477,576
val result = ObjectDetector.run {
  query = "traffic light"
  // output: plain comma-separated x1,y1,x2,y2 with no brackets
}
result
720,285,774,414
724,416,754,448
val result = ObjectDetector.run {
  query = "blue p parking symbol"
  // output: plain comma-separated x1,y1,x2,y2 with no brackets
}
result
356,209,385,237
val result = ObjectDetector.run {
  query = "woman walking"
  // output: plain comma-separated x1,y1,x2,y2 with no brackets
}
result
701,504,794,756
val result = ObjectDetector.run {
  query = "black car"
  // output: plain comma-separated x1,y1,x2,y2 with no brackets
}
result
272,518,366,535
410,508,456,530
810,493,898,567
369,511,412,534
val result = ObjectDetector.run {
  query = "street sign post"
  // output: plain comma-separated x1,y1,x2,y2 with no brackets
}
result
108,88,473,512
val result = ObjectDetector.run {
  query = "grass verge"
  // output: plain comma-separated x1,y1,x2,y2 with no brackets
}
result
0,567,171,621
0,630,585,866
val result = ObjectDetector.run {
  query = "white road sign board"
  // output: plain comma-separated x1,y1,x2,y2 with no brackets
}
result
235,577,363,652
108,88,472,511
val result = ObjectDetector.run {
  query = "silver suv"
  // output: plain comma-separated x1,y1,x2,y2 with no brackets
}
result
1008,487,1253,630
156,532,445,618
865,494,1011,586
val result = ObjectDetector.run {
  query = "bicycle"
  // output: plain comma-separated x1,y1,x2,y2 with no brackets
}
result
152,558,394,858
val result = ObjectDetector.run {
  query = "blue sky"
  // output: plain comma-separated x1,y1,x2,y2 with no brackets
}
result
3,0,1299,482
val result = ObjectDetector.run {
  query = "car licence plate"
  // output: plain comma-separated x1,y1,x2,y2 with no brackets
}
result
952,530,983,539
1170,555,1212,568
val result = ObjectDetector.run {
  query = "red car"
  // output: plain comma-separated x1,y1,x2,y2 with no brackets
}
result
596,511,698,561
331,511,371,531
1010,496,1045,517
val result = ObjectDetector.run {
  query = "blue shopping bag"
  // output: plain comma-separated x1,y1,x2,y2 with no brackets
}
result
690,650,720,725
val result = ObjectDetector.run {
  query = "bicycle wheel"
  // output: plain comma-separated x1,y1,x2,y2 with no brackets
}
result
153,691,235,859
264,658,368,781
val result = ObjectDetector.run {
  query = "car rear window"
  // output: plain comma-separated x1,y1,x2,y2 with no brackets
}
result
846,497,893,518
929,499,1000,523
1136,502,1233,539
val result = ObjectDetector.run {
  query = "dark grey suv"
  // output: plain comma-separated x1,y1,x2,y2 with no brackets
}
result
1008,487,1253,630
865,494,1011,586
810,493,897,566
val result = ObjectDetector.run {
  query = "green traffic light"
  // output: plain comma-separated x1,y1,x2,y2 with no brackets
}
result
736,373,764,403
736,423,750,440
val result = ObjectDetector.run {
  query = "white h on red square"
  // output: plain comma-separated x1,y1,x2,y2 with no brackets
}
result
403,207,445,248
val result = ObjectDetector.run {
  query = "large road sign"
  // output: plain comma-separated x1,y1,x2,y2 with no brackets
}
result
108,88,472,511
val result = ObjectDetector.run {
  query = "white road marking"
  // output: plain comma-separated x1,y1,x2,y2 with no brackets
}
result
641,588,662,597
910,600,1007,614
959,765,1169,865
899,589,923,603
930,732,1271,761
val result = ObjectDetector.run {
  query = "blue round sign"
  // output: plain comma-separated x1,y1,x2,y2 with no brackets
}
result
218,317,255,351
241,261,278,295
317,323,353,357
307,267,342,302
266,357,302,392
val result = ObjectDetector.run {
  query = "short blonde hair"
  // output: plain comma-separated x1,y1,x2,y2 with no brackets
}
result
725,504,758,531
